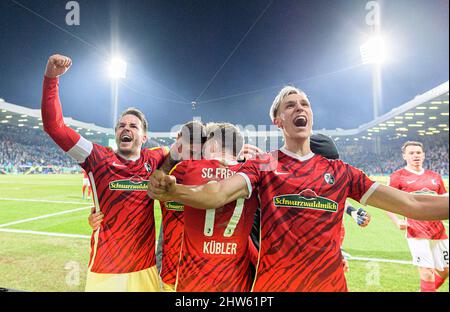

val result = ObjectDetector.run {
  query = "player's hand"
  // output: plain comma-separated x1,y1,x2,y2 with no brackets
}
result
239,144,263,160
45,54,72,78
356,208,371,227
396,219,408,230
342,259,349,273
88,207,104,231
147,170,177,201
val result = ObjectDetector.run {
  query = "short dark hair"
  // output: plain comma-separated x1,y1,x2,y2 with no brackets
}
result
207,123,244,157
116,108,148,133
177,120,207,145
401,141,424,153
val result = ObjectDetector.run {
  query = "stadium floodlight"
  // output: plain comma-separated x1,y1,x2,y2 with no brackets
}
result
360,35,387,64
108,57,127,79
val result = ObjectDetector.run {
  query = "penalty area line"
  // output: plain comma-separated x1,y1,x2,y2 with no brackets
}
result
0,228,90,239
0,206,92,228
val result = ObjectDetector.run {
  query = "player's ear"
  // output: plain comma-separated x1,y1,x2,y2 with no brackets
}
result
141,132,148,145
273,117,283,129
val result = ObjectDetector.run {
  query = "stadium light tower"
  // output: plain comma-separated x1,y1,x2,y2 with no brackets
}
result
108,57,127,127
360,35,387,120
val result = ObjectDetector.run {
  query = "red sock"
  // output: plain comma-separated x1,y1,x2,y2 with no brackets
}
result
88,186,92,197
82,185,86,196
434,274,446,290
420,280,436,292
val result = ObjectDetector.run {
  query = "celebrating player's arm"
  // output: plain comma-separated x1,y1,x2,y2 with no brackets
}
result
148,170,448,220
364,184,448,221
42,54,83,153
148,169,249,209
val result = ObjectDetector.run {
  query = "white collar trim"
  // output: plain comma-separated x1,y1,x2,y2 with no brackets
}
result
404,167,424,176
117,151,141,162
280,147,315,162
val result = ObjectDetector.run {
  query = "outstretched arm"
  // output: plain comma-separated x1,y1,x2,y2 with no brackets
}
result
42,54,80,152
147,170,249,209
366,184,448,220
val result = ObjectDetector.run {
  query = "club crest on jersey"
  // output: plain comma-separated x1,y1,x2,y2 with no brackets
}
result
431,179,437,185
273,189,338,213
324,173,335,185
165,201,184,211
144,163,152,172
109,175,148,191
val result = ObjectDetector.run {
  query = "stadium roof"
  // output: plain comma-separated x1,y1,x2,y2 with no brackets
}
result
1,80,448,145
320,81,449,142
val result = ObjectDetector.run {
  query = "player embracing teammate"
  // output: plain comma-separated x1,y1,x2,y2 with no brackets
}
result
148,86,449,292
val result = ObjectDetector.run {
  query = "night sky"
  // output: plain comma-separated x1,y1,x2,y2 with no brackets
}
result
0,0,448,132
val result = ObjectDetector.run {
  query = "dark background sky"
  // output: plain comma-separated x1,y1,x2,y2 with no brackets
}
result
0,0,448,132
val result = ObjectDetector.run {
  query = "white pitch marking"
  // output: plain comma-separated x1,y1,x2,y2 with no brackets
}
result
0,197,87,205
0,228,90,239
0,206,92,228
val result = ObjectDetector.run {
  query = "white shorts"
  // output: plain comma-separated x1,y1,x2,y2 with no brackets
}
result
407,238,449,271
83,178,90,186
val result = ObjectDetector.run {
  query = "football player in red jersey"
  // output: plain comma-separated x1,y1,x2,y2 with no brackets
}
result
87,120,207,291
42,54,175,292
169,122,259,291
158,120,206,291
386,141,448,292
148,86,449,292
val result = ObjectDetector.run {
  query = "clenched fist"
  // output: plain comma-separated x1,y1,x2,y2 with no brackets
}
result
45,54,72,78
147,170,177,202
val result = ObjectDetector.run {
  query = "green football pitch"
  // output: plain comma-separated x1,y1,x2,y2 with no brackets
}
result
0,174,448,292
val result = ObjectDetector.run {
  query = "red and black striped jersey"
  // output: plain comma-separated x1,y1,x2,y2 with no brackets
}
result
81,144,167,273
41,76,169,274
159,200,184,286
237,148,377,292
170,159,259,292
389,167,447,240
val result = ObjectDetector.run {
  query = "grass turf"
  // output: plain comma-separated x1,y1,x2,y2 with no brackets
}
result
0,174,447,292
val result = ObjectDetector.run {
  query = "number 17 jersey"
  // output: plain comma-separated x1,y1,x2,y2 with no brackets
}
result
170,159,259,292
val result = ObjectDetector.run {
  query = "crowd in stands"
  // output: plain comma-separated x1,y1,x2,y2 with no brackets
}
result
0,125,76,173
1,124,448,176
338,136,449,176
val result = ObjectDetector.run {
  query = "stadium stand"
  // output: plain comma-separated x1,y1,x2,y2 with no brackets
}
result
0,81,448,175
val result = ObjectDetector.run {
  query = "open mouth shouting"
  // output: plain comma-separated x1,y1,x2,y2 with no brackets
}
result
119,132,134,147
293,115,308,128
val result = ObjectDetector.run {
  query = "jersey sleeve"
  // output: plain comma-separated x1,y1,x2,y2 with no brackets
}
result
42,76,93,163
236,158,263,198
79,143,112,173
169,160,189,185
437,175,447,195
345,163,379,205
146,146,170,170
